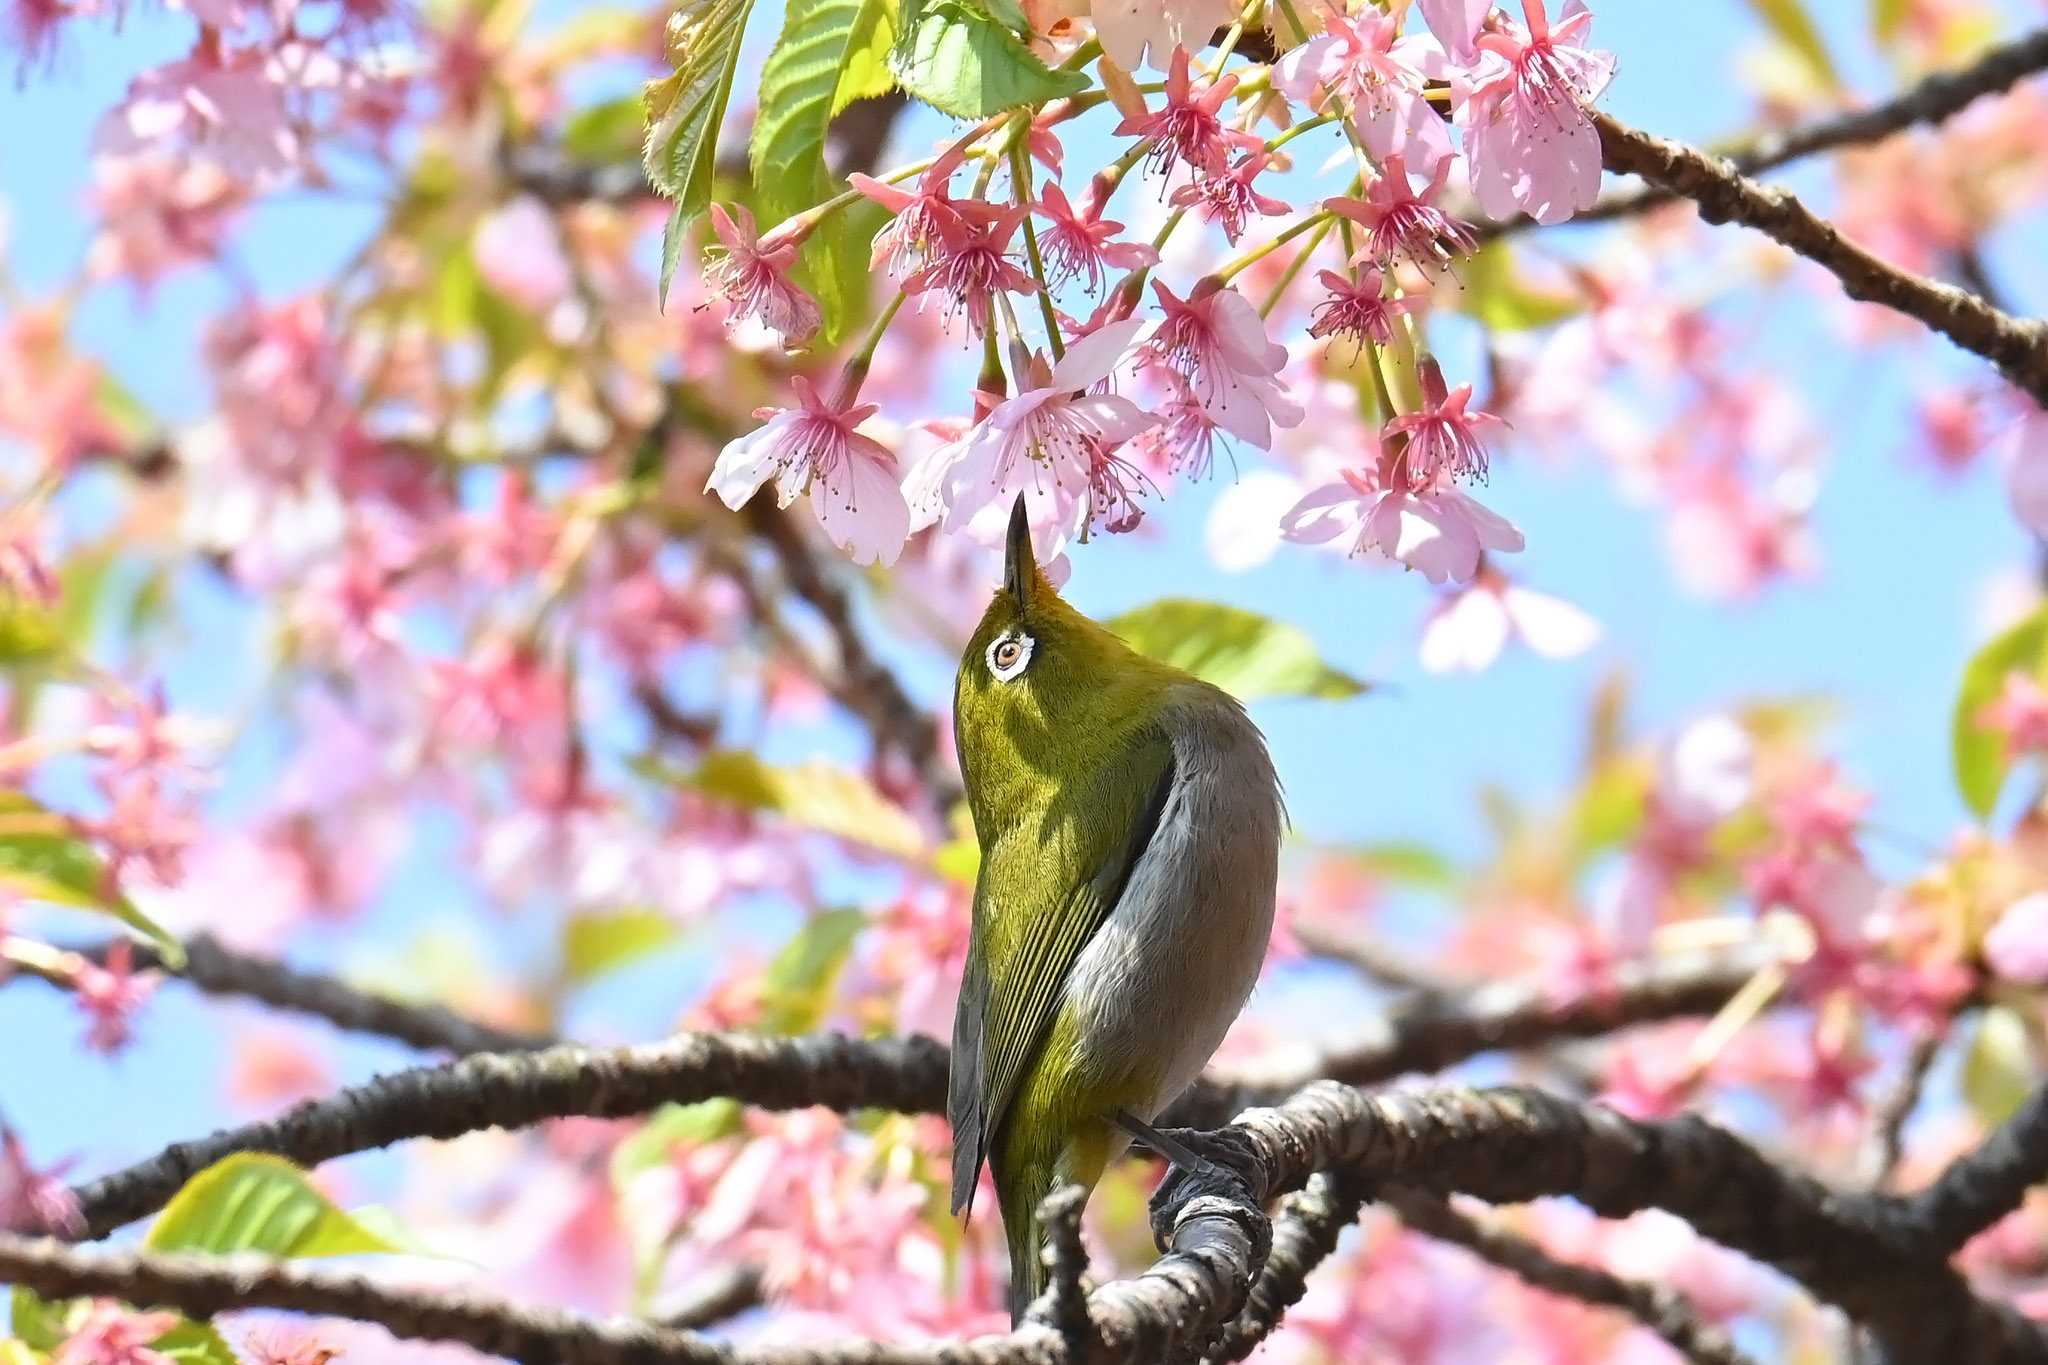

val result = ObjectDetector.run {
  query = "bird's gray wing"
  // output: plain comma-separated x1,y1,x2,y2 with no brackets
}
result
947,738,1177,1217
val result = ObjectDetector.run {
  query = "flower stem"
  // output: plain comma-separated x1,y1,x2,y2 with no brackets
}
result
1010,139,1066,360
1258,215,1335,318
837,288,908,401
1218,210,1333,284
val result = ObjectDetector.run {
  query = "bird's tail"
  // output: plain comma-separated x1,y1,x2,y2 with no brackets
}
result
993,1121,1115,1325
999,1172,1049,1326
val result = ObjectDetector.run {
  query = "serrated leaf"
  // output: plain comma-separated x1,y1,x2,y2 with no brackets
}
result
147,1153,403,1259
834,0,900,111
751,0,889,342
1105,598,1369,702
972,0,1028,31
1742,0,1840,89
650,750,927,859
890,0,1087,117
0,791,183,967
1963,1004,2036,1128
562,908,682,984
1453,242,1582,332
643,0,757,301
760,908,866,1033
1953,605,2048,818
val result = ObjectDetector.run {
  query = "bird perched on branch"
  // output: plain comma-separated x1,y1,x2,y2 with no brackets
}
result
948,496,1284,1321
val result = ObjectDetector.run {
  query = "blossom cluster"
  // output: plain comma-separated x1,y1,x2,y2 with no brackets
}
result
705,0,1618,592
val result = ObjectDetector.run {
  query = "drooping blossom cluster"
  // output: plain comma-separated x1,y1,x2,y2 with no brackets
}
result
698,0,1633,586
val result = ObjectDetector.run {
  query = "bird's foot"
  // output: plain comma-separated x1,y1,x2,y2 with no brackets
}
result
1113,1111,1264,1253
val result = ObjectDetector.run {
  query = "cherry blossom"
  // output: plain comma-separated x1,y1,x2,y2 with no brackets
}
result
901,205,1038,338
0,1128,82,1235
1140,279,1303,450
52,1303,180,1365
1418,570,1601,672
1031,180,1158,290
1170,152,1290,243
708,376,910,565
1385,358,1508,484
1089,0,1235,73
850,145,981,277
1273,5,1453,172
700,203,822,347
1308,266,1422,346
1453,0,1618,224
1113,47,1257,180
1978,671,2048,759
1324,155,1477,270
1281,463,1525,584
905,318,1156,549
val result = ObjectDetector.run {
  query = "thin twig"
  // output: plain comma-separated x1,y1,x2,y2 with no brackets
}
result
1481,26,2048,242
1386,1188,1757,1365
25,934,556,1056
1592,113,2048,402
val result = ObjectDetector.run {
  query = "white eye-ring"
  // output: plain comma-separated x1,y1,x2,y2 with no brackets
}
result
986,631,1034,682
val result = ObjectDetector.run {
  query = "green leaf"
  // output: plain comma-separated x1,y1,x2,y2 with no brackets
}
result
561,95,647,164
649,750,927,859
147,1153,403,1259
835,0,900,110
760,908,866,1033
0,1339,44,1365
1742,0,1840,88
0,792,183,967
10,1288,75,1350
562,908,682,985
1953,605,2048,818
612,1099,743,1186
1963,1004,2036,1128
643,0,757,300
889,0,1087,118
150,1321,239,1365
0,596,64,671
751,0,890,342
1452,242,1582,332
1105,598,1369,702
1352,841,1458,889
1868,0,1907,43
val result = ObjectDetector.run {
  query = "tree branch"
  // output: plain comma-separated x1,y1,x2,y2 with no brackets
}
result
1902,1080,2048,1254
1201,1169,1371,1365
1198,947,1768,1115
1385,1188,1756,1365
1591,112,2048,403
31,1078,2048,1363
66,948,1761,1240
1483,25,2048,240
71,934,556,1056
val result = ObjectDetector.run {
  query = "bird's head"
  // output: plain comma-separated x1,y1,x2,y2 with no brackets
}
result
952,498,1176,826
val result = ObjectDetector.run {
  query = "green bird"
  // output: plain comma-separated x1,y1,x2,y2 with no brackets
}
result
949,497,1284,1320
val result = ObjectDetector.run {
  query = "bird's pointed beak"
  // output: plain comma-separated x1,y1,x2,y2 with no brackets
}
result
1002,494,1035,608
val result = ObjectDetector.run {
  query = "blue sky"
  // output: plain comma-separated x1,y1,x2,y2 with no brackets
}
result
3,0,2045,1247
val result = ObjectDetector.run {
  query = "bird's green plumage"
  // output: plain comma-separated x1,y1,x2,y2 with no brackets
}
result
948,500,1221,1321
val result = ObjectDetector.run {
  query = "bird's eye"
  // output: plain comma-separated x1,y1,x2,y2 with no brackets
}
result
986,631,1034,681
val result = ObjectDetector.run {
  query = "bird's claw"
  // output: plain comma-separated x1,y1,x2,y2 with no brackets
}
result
1138,1124,1263,1254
